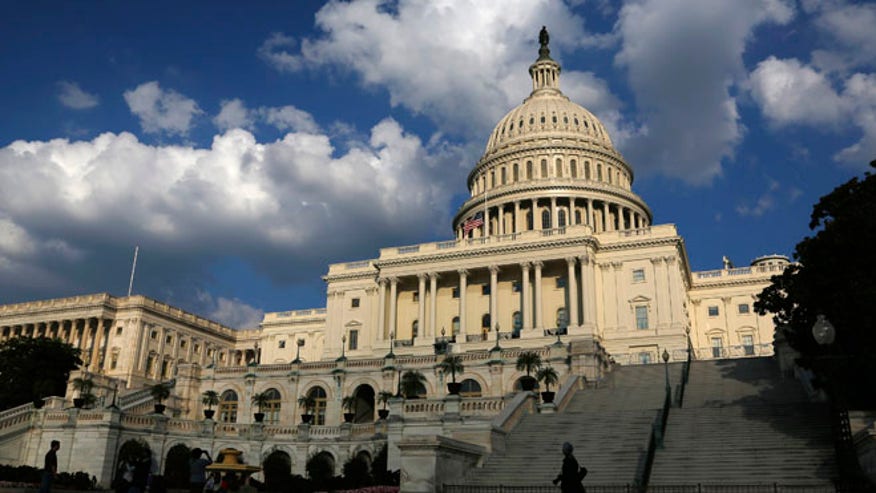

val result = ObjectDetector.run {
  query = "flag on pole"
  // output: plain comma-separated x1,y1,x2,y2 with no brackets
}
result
463,212,484,233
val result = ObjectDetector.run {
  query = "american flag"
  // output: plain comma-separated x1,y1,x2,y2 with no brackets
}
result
463,212,484,233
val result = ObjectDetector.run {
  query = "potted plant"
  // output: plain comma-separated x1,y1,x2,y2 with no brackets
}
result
341,395,357,423
537,366,559,403
298,395,316,424
150,383,171,414
516,351,542,391
251,391,269,423
201,390,219,419
400,370,427,399
377,391,393,420
72,376,96,409
438,354,464,395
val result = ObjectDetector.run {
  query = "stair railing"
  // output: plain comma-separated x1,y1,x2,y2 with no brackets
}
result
636,380,672,492
675,339,693,408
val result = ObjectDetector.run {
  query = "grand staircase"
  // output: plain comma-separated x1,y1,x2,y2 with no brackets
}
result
454,357,838,489
649,358,836,486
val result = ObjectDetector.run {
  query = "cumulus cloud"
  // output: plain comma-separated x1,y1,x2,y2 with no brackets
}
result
0,117,468,319
808,2,876,73
197,291,264,329
123,81,202,135
57,81,99,109
614,0,794,184
736,179,780,217
214,99,256,131
261,106,320,133
258,1,618,140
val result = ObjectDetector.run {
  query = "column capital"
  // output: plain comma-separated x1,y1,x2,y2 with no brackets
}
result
663,255,677,264
417,273,427,281
428,272,440,280
457,268,469,276
519,261,531,270
388,276,399,284
377,277,388,286
565,256,577,266
532,260,544,269
488,265,500,274
611,261,623,270
598,262,612,271
578,254,592,265
650,257,665,266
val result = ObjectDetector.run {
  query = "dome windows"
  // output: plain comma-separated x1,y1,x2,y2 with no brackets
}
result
563,116,569,124
529,117,534,125
574,117,579,126
552,115,557,124
540,115,546,124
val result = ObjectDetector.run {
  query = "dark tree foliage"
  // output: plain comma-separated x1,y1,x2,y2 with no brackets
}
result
755,160,876,408
163,444,190,488
0,336,82,409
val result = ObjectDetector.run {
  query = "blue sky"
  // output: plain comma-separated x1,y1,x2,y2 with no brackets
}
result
1,0,874,328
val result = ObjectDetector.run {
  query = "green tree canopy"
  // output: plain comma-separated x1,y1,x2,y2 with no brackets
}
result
755,160,876,408
0,336,83,409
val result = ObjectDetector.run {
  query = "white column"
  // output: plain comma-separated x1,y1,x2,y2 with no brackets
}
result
550,197,558,229
586,199,593,227
603,202,611,232
521,263,532,330
652,258,670,329
489,265,499,330
566,257,578,327
377,278,387,339
514,201,521,234
388,278,398,339
497,206,504,236
417,274,426,339
531,199,538,229
578,255,595,327
458,269,468,338
484,206,490,237
429,273,438,339
534,261,544,330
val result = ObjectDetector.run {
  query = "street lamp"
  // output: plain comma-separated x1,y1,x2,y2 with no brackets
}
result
491,323,502,352
293,339,304,364
662,349,671,396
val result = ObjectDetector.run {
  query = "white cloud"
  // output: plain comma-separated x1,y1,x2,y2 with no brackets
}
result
258,1,617,140
809,2,876,73
214,99,256,131
197,291,264,329
123,81,202,135
736,179,780,217
0,117,468,308
614,0,794,184
261,106,320,133
748,57,845,126
57,81,99,109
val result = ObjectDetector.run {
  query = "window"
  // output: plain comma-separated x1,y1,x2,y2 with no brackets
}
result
585,162,591,180
166,335,173,344
116,326,123,336
412,320,418,338
635,306,649,329
708,306,720,317
556,307,568,330
738,303,750,314
639,352,652,364
501,167,507,184
558,209,566,227
526,161,533,179
570,160,577,178
348,330,358,351
180,339,187,349
351,298,360,308
482,285,490,295
555,159,563,177
413,292,419,302
452,316,460,335
542,210,551,229
512,281,521,293
262,388,282,424
452,287,459,298
632,269,646,283
110,352,119,370
597,164,603,181
512,311,522,337
161,359,170,379
742,335,755,356
711,338,723,358
481,314,491,329
219,390,239,423
278,340,286,349
527,210,534,230
541,159,548,178
151,330,157,340
308,387,327,425
556,277,567,288
513,163,519,182
459,379,482,397
575,210,582,225
194,344,199,353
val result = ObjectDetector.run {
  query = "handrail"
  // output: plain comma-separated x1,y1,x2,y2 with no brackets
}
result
675,342,692,408
637,385,672,492
553,374,579,412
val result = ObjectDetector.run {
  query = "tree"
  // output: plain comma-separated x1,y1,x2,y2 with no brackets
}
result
437,355,464,384
537,366,559,393
400,370,427,399
0,337,82,409
755,160,876,408
515,351,542,377
251,391,271,413
72,376,97,408
201,390,219,410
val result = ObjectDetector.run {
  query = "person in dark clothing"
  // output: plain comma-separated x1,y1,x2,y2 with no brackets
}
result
189,448,212,493
39,440,60,493
129,457,150,493
552,442,585,493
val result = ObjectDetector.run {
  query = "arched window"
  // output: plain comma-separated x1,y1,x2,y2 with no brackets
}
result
526,210,533,230
481,314,491,329
575,210,582,225
459,379,482,397
219,390,238,423
608,168,613,184
490,171,495,188
513,163,519,182
308,386,327,425
542,210,551,229
597,164,603,181
570,160,577,178
585,162,591,180
557,308,569,331
412,320,418,339
452,316,460,335
555,159,563,178
526,161,533,180
262,388,282,424
540,159,548,178
512,311,522,337
558,209,567,228
501,167,507,185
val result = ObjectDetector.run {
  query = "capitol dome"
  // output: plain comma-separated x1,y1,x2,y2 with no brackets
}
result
452,27,652,240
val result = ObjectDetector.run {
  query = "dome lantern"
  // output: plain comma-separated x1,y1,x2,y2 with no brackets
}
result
529,26,561,96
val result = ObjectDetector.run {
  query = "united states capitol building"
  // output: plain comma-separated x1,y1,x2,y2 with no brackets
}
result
0,31,814,491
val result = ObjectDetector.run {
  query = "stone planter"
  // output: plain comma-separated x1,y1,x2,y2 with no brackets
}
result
300,414,313,424
447,382,462,395
378,409,390,420
203,409,215,420
154,404,166,414
253,412,265,423
520,376,537,391
343,412,355,423
540,391,556,404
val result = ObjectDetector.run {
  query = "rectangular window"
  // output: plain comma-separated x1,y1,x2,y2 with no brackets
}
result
150,330,157,340
194,344,200,353
512,281,521,293
711,337,723,358
116,326,123,336
351,298,360,308
110,353,119,370
452,287,459,298
166,335,173,344
738,303,750,314
632,269,646,283
180,340,186,348
278,340,286,349
482,285,490,295
635,306,649,329
413,292,420,302
348,330,359,351
742,335,754,356
708,306,720,317
556,277,567,288
639,352,652,364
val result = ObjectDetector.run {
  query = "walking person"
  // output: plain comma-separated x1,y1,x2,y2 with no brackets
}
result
188,448,213,493
552,442,586,493
39,440,60,493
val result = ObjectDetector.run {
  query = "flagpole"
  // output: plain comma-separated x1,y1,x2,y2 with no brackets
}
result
127,246,139,297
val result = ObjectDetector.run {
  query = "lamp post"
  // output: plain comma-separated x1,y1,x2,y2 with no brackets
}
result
491,323,501,352
662,349,671,396
387,331,396,358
